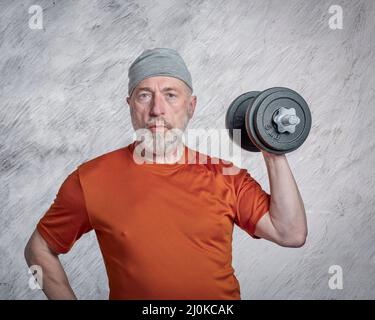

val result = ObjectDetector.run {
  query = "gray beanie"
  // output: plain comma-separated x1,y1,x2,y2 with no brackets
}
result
128,47,193,97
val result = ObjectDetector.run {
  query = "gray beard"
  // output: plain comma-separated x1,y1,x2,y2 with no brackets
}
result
143,130,184,162
138,114,189,162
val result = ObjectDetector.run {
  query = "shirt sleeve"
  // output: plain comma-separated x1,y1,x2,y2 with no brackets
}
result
36,168,93,254
234,169,271,239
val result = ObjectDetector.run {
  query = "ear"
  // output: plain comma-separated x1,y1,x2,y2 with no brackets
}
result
188,95,197,118
126,96,130,106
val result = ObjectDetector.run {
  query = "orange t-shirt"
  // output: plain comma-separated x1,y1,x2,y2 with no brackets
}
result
37,141,270,300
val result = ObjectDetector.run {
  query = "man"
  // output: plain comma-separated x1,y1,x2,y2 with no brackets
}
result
24,48,307,300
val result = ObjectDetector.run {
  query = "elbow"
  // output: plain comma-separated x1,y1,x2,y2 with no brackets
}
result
24,237,34,266
24,229,61,265
288,234,307,248
24,230,44,266
279,230,308,248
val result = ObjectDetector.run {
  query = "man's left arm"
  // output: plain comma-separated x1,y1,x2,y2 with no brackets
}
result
253,151,308,247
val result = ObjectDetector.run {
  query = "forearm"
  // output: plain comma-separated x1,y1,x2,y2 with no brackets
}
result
262,152,307,242
25,235,77,300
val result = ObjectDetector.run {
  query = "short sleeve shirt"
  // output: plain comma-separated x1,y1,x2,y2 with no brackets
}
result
37,141,270,299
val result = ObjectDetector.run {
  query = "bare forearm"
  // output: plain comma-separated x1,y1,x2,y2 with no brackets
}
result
262,152,307,242
24,230,77,300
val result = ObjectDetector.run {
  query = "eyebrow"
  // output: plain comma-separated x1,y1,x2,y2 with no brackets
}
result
136,87,179,93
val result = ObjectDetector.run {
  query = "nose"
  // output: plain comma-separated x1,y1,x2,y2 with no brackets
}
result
150,92,165,117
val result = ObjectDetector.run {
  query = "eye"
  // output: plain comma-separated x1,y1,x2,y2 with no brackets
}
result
138,93,149,99
167,93,176,98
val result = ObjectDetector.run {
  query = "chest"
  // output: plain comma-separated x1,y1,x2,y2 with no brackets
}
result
82,168,236,247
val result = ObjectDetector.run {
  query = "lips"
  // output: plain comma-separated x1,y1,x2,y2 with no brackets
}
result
148,125,167,132
148,122,169,128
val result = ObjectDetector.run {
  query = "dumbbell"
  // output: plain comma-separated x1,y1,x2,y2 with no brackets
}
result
225,87,312,154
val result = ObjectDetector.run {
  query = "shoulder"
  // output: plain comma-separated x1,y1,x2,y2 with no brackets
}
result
77,145,130,175
195,150,246,179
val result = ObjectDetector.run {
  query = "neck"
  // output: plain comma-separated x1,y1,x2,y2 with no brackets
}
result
133,140,187,164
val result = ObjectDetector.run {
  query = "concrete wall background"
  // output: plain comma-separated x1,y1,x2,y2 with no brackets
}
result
1,0,374,299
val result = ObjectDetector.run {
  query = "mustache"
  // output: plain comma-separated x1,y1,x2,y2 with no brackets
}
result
146,119,172,129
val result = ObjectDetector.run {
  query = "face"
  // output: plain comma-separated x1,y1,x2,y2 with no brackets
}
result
127,76,196,131
126,76,197,157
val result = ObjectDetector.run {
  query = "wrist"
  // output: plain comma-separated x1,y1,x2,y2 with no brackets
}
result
261,150,286,161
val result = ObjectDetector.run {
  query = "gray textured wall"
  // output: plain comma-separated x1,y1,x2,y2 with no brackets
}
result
1,0,374,299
